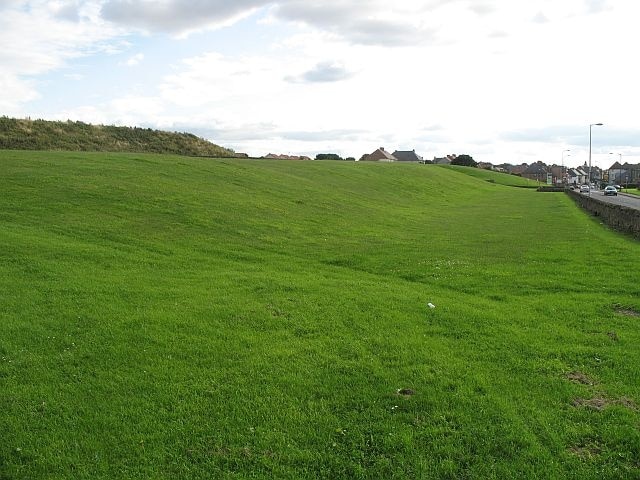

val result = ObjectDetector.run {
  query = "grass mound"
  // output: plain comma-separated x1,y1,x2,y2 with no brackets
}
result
1,151,639,479
0,117,234,157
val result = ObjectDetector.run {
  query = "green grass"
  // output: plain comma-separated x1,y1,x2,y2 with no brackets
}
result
1,151,639,479
438,165,539,187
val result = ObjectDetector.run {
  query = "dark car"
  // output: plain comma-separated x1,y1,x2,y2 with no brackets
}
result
604,186,618,196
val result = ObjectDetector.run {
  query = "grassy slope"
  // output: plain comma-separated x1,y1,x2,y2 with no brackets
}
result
1,151,639,479
438,165,539,187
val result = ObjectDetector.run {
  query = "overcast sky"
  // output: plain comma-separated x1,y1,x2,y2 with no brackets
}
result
2,0,639,167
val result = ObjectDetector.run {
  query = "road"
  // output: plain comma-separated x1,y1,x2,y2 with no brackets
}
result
581,189,640,209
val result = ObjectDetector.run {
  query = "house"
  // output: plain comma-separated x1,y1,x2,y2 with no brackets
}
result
509,164,528,175
392,150,423,162
522,161,548,183
567,167,587,186
548,165,565,184
432,154,457,165
608,161,640,185
361,147,397,162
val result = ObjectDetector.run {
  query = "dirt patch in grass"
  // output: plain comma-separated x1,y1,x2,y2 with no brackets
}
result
572,397,609,411
566,371,596,385
613,304,640,317
607,331,619,341
396,388,416,397
617,397,638,410
568,443,602,459
572,396,637,411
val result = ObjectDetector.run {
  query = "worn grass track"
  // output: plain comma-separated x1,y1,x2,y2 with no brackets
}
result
1,151,638,479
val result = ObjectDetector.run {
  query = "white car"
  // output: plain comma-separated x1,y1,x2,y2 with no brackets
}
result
580,184,590,193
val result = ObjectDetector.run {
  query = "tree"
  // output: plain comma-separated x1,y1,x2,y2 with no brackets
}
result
451,154,477,167
315,153,343,161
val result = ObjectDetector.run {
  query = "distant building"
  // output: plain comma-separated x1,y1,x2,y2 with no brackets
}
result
522,161,548,183
360,147,397,162
392,150,423,162
567,167,587,186
509,164,528,175
608,161,640,185
432,154,457,165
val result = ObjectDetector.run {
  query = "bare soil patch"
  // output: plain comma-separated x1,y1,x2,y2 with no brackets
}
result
566,371,596,385
572,397,609,411
396,388,416,397
568,443,602,459
613,305,640,317
607,331,619,341
572,396,637,411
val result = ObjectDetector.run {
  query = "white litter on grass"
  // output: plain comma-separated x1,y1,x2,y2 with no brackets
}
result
427,302,436,309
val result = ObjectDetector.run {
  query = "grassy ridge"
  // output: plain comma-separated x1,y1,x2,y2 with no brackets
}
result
438,164,539,187
0,117,234,157
1,151,639,479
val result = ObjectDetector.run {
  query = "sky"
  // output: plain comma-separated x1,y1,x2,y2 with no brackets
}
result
2,0,639,168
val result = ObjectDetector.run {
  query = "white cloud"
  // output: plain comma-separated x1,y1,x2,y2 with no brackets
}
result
121,53,144,66
100,0,266,34
0,73,40,113
0,0,121,110
285,61,354,84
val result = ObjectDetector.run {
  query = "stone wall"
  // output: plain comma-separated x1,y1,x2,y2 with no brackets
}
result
567,190,640,239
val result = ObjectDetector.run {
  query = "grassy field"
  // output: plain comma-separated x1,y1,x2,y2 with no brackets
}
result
438,165,539,188
1,151,639,479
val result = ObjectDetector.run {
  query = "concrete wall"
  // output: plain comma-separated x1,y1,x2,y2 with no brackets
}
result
567,189,640,239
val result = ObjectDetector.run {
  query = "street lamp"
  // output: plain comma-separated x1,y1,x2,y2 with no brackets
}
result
562,149,570,185
588,123,603,196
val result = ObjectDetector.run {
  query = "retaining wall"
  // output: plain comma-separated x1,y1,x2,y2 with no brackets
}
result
566,189,640,239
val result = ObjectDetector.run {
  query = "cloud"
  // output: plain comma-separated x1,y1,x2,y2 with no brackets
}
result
468,3,495,15
99,0,439,46
100,0,266,34
501,126,587,144
285,61,354,83
274,1,437,47
532,11,549,23
52,1,81,22
121,53,144,66
0,1,120,111
584,0,609,14
279,129,365,142
500,125,640,149
0,73,39,112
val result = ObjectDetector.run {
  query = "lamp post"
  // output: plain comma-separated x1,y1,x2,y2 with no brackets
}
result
588,123,603,196
562,149,570,185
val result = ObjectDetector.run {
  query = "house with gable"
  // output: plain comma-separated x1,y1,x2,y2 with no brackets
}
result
432,154,457,165
392,150,423,162
567,167,587,186
608,161,640,185
360,147,397,162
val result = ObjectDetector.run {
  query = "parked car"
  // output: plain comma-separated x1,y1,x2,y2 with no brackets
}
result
604,186,618,196
580,184,590,193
